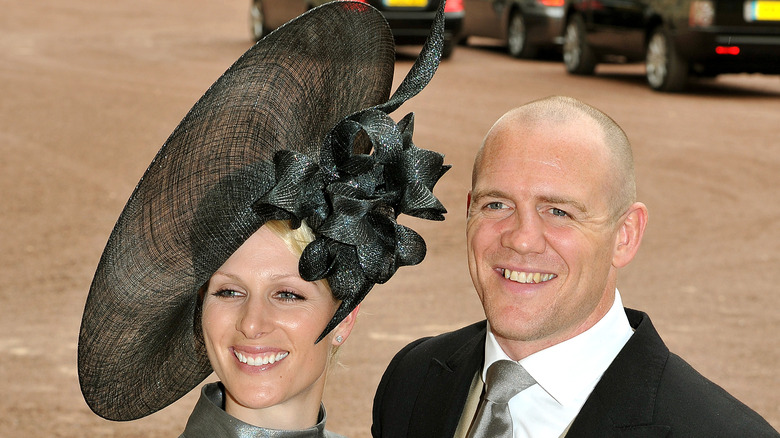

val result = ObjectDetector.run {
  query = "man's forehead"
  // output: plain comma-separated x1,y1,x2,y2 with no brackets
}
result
483,135,590,166
490,117,606,159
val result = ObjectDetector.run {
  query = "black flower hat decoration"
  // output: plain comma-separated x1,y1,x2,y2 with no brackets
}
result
78,0,449,421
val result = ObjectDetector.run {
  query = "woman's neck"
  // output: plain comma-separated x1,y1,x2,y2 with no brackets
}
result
224,388,323,430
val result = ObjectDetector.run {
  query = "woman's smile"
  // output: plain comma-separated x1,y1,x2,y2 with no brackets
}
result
232,348,290,368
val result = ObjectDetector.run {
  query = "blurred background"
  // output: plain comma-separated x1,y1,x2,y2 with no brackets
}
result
1,0,777,436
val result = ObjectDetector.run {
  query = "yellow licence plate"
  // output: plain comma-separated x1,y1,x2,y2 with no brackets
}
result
384,0,429,7
744,0,780,21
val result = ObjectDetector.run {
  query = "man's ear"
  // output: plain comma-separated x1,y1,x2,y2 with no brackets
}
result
613,202,648,268
331,304,360,346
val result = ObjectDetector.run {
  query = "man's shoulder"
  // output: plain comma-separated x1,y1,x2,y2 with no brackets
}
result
657,353,778,435
414,319,486,347
379,320,486,379
372,320,487,436
393,320,487,363
618,309,777,435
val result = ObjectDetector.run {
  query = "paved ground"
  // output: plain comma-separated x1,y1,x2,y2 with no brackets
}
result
1,1,778,436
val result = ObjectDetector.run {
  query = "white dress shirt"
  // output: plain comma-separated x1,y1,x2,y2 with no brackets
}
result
482,290,634,438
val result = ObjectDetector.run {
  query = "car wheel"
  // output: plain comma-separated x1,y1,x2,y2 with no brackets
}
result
507,11,537,59
249,0,265,41
563,14,596,75
645,27,688,92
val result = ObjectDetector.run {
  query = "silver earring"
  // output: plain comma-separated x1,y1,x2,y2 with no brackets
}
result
335,335,344,343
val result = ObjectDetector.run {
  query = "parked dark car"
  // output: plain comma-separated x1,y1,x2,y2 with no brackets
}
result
562,0,780,92
460,0,565,59
250,0,464,58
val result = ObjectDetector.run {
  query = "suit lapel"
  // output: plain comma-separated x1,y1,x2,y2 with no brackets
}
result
567,309,672,437
408,322,486,438
401,310,674,437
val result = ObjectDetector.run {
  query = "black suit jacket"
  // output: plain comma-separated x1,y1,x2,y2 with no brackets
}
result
372,308,778,437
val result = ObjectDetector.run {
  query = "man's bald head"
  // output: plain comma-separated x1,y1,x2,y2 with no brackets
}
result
473,96,636,221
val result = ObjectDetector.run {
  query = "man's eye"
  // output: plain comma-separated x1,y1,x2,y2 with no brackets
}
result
485,202,505,210
551,208,568,217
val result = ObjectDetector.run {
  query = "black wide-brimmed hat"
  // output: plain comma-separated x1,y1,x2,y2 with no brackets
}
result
78,1,449,421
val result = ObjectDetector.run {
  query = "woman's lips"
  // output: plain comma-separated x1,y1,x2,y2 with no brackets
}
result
232,349,289,367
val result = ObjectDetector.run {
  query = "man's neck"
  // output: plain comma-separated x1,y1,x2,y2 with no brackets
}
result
493,289,616,361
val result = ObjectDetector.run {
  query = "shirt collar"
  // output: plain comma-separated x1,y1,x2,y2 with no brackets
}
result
484,290,633,406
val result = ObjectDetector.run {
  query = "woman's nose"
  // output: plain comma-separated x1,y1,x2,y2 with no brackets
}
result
500,210,546,254
237,298,272,339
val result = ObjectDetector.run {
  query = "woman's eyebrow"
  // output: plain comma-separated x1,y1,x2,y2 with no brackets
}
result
212,270,300,282
210,270,241,282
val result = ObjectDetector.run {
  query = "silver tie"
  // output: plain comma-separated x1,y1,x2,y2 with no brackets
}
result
466,359,536,438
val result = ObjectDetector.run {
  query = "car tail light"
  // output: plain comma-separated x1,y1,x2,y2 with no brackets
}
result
689,1,715,27
578,0,604,10
342,0,367,10
444,0,464,12
537,0,565,6
716,46,740,55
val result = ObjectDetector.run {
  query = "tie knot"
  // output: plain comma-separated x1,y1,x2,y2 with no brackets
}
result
484,360,535,404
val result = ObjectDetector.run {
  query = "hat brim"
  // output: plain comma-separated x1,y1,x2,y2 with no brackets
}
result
78,2,395,421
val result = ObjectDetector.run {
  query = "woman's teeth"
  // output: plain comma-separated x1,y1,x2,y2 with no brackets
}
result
234,350,289,366
503,269,556,284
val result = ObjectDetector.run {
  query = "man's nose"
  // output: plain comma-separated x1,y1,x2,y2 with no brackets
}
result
500,210,546,254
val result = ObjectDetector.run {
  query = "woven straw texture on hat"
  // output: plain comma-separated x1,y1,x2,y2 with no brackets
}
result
78,2,396,421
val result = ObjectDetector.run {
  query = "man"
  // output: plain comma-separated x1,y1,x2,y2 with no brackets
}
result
371,96,778,437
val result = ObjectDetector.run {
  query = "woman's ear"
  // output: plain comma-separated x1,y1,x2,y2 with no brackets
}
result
612,202,648,269
331,304,360,346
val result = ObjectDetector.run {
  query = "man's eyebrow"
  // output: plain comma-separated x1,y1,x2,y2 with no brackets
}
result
470,190,589,214
539,195,588,213
470,189,511,201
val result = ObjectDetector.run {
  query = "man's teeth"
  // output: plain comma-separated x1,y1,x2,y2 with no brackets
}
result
234,351,289,366
503,269,555,284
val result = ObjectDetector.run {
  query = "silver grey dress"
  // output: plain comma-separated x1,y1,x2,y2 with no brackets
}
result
180,383,346,438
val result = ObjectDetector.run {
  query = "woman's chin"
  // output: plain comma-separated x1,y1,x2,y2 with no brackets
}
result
225,389,283,415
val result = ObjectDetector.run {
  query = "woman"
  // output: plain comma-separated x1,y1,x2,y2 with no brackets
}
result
78,2,449,436
188,220,359,436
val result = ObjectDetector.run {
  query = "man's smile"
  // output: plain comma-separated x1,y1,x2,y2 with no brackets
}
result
501,268,557,284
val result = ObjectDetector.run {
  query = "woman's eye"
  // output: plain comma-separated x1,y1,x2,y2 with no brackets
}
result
213,289,241,298
276,291,303,301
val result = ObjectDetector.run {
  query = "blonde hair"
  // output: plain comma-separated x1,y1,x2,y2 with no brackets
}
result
263,219,317,257
264,220,347,362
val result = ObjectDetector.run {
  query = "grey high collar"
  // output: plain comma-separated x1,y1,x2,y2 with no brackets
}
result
180,383,344,438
